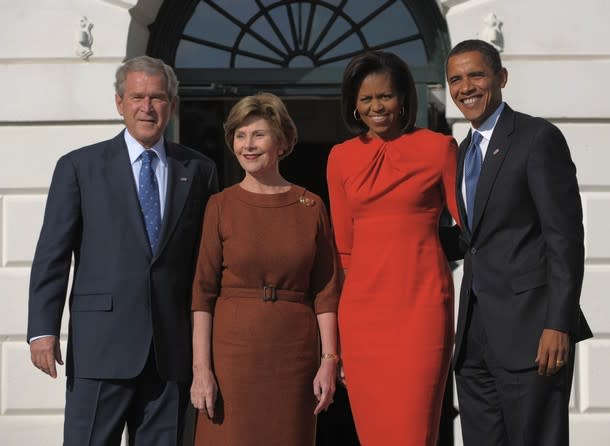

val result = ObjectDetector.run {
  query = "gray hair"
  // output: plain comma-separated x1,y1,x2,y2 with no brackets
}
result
114,55,179,100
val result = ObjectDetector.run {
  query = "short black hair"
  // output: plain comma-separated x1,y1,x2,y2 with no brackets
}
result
446,39,503,75
341,51,418,135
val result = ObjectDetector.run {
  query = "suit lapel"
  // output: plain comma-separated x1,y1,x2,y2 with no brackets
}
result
470,106,515,233
154,143,193,258
103,132,152,257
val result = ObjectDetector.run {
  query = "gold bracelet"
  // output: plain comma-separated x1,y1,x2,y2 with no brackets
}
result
321,353,340,361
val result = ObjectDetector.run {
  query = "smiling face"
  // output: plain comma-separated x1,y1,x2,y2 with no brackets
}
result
446,50,507,129
233,116,284,180
115,71,176,148
356,71,403,140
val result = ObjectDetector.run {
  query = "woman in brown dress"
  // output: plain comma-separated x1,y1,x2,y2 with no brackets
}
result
190,92,340,446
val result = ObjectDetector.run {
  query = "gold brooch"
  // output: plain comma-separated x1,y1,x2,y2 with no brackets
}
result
299,196,315,207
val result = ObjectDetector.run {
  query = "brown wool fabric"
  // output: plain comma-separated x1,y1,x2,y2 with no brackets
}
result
192,184,339,446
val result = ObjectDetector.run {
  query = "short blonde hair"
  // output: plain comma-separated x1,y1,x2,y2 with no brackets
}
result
224,92,298,159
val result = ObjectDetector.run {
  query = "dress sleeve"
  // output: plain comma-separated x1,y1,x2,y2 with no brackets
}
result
192,194,222,313
326,146,353,269
310,201,340,314
441,136,461,227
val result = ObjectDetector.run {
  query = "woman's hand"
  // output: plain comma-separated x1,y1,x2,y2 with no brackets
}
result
191,367,218,418
313,358,337,415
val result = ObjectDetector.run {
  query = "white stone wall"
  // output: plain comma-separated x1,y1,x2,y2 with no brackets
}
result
0,0,140,443
0,0,608,444
442,0,610,444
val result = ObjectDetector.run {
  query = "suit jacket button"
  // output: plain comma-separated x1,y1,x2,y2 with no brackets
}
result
470,247,477,254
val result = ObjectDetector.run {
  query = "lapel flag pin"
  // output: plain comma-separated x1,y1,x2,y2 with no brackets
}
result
493,148,501,155
180,177,188,182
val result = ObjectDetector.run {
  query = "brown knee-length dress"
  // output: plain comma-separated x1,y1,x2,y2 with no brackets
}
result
191,184,339,446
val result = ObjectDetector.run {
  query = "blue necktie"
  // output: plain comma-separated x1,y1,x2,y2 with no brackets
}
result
465,131,483,230
138,150,161,253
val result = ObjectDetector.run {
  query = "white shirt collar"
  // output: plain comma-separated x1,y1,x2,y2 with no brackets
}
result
470,102,505,142
124,129,167,166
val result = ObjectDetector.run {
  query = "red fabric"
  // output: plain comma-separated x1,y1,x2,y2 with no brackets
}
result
327,129,460,445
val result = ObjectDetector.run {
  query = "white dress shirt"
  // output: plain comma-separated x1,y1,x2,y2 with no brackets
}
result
461,102,506,207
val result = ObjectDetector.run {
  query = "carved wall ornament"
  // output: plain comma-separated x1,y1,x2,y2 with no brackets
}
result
479,12,504,52
75,16,94,60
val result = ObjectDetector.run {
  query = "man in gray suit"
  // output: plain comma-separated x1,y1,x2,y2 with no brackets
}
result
28,56,217,445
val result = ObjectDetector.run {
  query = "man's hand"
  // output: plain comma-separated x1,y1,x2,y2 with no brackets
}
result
30,336,63,378
535,328,569,376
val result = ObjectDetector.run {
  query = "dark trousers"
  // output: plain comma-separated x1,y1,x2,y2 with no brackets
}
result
64,349,189,446
455,295,575,446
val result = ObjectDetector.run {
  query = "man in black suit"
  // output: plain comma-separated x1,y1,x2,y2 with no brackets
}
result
27,55,218,445
446,40,592,446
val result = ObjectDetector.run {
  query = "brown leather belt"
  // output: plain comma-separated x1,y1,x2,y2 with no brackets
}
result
220,286,310,304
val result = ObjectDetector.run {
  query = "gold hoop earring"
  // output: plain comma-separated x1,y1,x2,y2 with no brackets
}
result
353,108,361,121
399,106,405,117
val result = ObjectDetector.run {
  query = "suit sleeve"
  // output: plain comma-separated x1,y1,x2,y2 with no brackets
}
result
527,122,584,333
192,194,222,314
27,154,82,341
326,146,353,270
205,162,219,195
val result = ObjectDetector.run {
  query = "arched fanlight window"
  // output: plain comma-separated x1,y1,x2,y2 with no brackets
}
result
148,0,449,125
174,0,428,69
150,1,449,74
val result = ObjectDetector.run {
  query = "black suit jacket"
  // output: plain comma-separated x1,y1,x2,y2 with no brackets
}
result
28,131,218,382
453,105,592,371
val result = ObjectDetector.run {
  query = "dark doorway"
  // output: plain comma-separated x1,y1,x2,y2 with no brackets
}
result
178,98,350,202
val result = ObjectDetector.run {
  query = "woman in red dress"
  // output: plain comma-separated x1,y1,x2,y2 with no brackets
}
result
327,51,461,445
